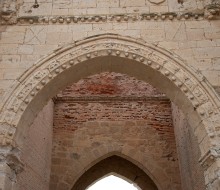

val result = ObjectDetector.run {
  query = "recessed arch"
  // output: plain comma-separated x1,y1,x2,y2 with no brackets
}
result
0,34,219,184
72,155,158,190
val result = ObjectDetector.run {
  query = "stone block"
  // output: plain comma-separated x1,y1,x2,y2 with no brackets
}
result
0,32,24,44
87,7,110,14
18,45,34,55
0,44,18,54
74,0,97,8
186,28,205,41
165,22,187,41
24,26,47,45
97,0,119,8
120,0,145,7
150,5,168,12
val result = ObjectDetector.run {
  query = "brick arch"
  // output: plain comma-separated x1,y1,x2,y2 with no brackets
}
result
0,34,220,188
72,155,158,190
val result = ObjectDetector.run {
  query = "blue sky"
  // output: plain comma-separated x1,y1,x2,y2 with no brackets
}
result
87,175,139,190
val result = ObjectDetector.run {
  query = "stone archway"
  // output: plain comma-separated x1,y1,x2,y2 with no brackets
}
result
0,34,220,189
72,155,158,190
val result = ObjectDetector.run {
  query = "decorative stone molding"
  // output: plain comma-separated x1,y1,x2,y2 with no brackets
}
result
14,11,213,26
1,3,220,25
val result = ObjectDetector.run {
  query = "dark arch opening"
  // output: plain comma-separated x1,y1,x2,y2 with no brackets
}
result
72,155,158,190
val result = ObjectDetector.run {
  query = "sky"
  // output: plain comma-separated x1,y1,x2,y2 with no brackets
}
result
87,175,139,190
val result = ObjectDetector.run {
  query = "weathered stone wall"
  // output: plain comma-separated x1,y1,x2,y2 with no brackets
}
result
18,0,213,16
14,100,54,190
0,0,219,190
172,103,206,190
0,0,219,108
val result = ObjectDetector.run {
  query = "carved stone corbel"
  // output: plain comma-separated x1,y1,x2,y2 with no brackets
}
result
204,3,220,20
0,0,18,24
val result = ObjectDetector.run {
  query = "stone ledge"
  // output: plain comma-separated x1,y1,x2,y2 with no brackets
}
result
53,96,169,103
1,3,220,25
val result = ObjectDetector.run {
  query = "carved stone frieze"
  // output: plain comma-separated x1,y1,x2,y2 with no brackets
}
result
14,11,210,26
0,3,219,26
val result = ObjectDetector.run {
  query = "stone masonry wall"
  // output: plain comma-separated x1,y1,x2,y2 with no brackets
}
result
50,73,181,190
51,103,181,190
172,103,206,190
14,101,54,190
19,0,213,16
0,0,219,190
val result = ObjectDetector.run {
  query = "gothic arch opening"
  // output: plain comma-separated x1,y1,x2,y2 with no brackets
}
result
72,155,158,190
1,34,220,190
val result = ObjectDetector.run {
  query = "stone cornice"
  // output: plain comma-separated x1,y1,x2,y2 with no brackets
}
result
1,3,220,25
53,96,169,103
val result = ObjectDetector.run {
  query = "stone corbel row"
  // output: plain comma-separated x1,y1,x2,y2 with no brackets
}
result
15,11,217,25
0,4,219,25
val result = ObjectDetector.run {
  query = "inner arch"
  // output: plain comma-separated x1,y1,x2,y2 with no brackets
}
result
86,174,140,190
72,155,158,190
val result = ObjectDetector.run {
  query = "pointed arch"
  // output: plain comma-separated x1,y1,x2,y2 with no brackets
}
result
72,155,158,190
0,34,219,187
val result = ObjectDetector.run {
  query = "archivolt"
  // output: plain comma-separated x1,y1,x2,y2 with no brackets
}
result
0,34,219,168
